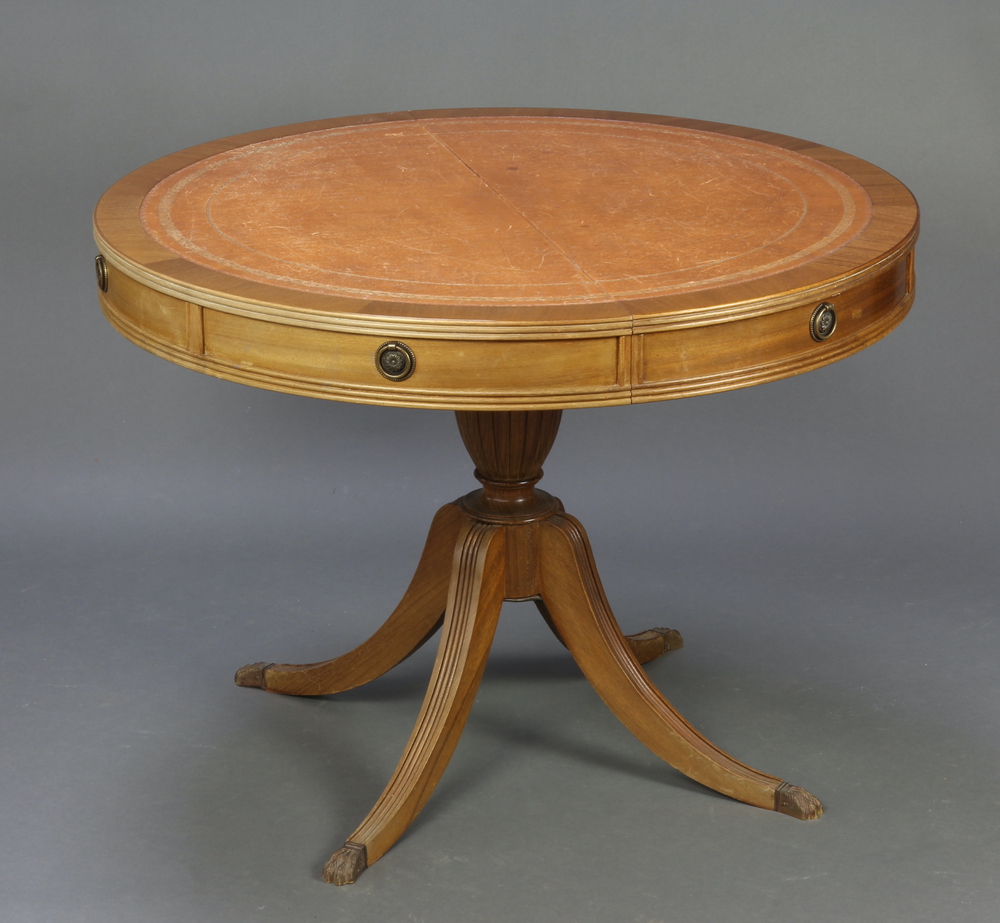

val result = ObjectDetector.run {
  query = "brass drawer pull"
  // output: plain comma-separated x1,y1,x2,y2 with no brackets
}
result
375,341,415,381
810,302,837,341
95,254,109,292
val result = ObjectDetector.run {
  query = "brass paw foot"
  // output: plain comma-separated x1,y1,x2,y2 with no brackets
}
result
625,626,684,664
323,842,368,885
234,662,271,688
774,782,824,820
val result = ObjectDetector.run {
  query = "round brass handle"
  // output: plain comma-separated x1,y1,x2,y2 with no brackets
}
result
375,341,415,381
810,302,837,341
95,254,109,293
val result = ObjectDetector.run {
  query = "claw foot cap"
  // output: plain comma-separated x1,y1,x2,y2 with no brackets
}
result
774,782,824,820
234,662,272,688
627,627,684,663
323,842,368,885
654,627,684,652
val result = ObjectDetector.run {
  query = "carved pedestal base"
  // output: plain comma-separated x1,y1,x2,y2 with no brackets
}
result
236,410,821,884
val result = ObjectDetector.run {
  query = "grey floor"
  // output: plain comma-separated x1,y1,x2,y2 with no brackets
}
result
4,1,1000,920
4,403,999,922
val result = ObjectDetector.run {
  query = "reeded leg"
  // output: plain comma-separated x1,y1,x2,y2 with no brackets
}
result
538,512,822,820
324,521,507,884
235,503,466,696
535,599,683,665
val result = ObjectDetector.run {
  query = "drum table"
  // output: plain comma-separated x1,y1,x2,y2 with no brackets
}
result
94,108,918,884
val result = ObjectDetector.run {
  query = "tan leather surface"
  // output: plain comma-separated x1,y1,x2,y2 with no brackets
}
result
139,115,872,307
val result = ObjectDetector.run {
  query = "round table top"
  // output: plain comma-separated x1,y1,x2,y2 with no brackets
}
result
94,109,918,409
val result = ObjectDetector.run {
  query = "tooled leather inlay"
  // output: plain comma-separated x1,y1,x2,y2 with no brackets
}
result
140,116,872,306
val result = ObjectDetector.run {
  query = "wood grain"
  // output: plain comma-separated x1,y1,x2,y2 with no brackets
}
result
96,109,887,877
95,108,917,410
235,411,819,883
536,598,684,664
234,503,465,696
323,520,506,882
538,511,822,816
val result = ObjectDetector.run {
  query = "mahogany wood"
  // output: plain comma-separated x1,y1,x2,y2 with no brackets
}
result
537,599,683,664
236,412,820,883
234,503,465,696
537,511,819,818
92,112,913,883
455,409,563,522
94,109,918,411
325,519,506,884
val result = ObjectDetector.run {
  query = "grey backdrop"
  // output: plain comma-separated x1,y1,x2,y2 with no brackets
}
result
3,1,998,921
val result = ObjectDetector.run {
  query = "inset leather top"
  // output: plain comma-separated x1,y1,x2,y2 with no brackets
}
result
137,114,874,307
94,109,918,409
